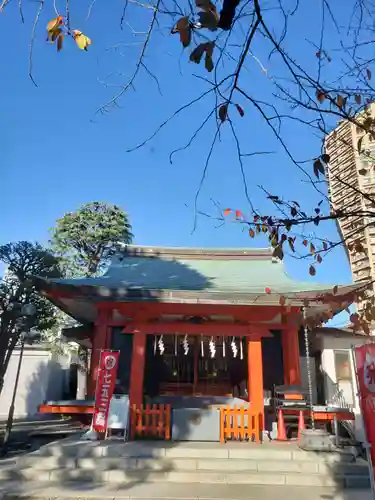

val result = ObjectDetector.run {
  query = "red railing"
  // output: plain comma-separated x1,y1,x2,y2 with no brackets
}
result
130,404,171,440
220,405,261,443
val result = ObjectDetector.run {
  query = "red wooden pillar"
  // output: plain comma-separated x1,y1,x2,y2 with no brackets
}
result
88,308,111,397
248,338,264,432
282,328,301,386
129,330,147,409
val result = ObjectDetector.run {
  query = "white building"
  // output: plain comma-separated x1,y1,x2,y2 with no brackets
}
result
0,344,70,419
313,327,373,443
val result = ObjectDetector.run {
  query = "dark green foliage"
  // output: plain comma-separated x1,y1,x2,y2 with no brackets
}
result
0,241,62,394
50,201,133,277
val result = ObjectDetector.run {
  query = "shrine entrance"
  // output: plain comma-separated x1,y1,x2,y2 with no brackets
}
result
143,335,248,401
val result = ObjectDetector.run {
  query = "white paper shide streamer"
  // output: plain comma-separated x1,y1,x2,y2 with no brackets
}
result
231,337,238,358
209,337,216,358
240,338,243,360
158,335,165,355
182,334,189,355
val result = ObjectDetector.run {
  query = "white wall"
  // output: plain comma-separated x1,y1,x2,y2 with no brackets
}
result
0,345,69,419
318,335,373,443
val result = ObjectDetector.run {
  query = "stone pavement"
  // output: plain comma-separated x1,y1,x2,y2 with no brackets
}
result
0,481,373,500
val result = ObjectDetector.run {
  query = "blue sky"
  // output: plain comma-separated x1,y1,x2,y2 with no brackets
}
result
0,0,355,325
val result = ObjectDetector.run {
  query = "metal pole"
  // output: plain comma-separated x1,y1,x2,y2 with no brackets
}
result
303,309,315,430
1,335,26,454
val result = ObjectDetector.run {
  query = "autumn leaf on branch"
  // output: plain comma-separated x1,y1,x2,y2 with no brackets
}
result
235,104,244,117
218,103,228,122
316,90,326,103
73,30,92,51
196,0,219,31
313,158,325,178
172,16,191,48
190,42,215,72
57,34,64,52
223,208,231,216
46,15,64,42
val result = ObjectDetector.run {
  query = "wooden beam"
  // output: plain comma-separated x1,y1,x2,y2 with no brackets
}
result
129,330,146,409
282,328,301,386
87,308,110,397
121,322,274,337
100,302,293,322
248,339,264,430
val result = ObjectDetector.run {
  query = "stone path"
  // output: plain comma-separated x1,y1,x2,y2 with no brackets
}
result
0,481,373,500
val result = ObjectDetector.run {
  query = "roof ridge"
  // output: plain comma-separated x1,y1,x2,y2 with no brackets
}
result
116,244,274,259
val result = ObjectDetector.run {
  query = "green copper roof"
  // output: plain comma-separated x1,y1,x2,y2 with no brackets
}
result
47,245,337,294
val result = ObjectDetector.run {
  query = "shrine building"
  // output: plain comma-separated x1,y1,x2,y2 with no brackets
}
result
33,245,360,435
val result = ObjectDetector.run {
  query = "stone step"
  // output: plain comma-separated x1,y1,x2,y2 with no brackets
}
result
0,466,370,489
17,455,370,476
0,481,372,500
34,440,358,463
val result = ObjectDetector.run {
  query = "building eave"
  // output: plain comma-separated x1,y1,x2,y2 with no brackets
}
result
32,275,365,325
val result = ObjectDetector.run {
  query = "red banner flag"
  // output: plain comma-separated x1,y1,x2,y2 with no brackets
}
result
92,350,120,433
354,344,375,474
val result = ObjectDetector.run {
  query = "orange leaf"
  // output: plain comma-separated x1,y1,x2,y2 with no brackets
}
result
47,15,64,34
235,210,242,218
302,239,308,247
309,265,316,276
316,90,326,103
171,16,191,48
223,208,231,216
235,104,244,117
249,229,255,238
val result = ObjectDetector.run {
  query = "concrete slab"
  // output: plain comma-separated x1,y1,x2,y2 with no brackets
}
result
0,481,373,500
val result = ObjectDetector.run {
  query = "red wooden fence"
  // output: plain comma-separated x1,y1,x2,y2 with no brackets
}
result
130,404,171,440
220,405,261,443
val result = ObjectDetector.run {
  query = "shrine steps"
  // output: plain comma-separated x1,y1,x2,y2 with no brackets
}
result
1,439,370,490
